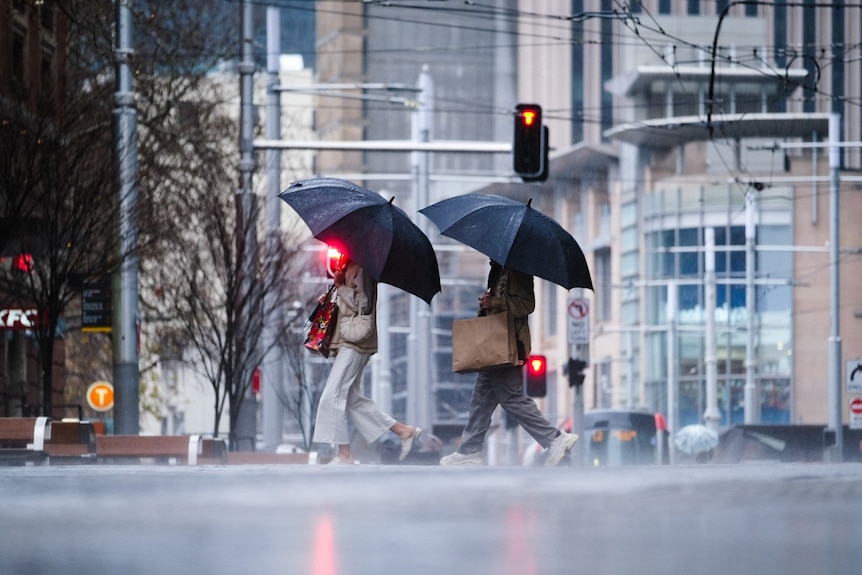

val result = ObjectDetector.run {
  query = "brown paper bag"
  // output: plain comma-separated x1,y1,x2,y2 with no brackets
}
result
452,311,518,373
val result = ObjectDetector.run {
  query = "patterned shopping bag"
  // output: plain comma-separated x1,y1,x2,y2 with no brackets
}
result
304,286,338,358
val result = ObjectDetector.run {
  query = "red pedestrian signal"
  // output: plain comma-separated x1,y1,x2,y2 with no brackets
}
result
12,253,34,273
525,354,547,397
326,245,346,278
513,103,547,181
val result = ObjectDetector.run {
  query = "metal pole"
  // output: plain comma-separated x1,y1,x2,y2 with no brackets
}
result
234,0,258,450
827,113,843,461
569,292,588,467
261,7,283,452
744,190,759,423
408,66,434,431
626,331,634,409
666,281,677,464
112,0,140,435
375,283,393,414
703,228,721,431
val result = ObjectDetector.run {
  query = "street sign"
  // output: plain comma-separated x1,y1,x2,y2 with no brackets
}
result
87,381,114,412
848,359,862,394
82,276,112,333
567,297,589,345
850,398,862,431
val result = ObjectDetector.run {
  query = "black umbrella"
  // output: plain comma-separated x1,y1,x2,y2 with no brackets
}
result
279,177,441,304
420,193,593,290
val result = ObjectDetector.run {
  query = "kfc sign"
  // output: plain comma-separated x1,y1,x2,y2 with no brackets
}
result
0,308,40,330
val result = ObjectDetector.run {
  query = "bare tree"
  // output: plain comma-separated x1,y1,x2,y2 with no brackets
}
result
0,12,118,416
2,1,320,438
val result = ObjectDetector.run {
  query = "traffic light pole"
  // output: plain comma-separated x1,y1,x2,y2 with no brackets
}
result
234,0,258,451
112,0,140,434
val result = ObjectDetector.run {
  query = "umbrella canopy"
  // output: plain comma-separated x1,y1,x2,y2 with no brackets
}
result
279,177,441,304
674,424,719,455
419,194,593,290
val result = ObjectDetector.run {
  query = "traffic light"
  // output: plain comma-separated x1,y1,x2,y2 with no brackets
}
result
525,354,547,397
513,103,548,181
12,253,34,273
568,358,587,387
325,245,345,278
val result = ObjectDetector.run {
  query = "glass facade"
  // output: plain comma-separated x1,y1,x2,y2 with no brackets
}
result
643,186,793,428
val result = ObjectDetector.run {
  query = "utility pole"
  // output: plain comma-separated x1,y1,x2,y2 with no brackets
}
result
747,119,847,459
261,7,283,452
827,113,843,461
744,189,759,423
234,0,258,450
112,0,140,434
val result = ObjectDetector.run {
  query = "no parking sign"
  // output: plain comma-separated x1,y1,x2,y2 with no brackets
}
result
567,297,589,345
850,398,862,431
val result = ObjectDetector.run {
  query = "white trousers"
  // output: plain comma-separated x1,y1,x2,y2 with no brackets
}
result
313,346,396,446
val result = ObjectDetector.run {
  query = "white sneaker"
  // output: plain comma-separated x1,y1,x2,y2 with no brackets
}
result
545,432,579,466
439,451,483,466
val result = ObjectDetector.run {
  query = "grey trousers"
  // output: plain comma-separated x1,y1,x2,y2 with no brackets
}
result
459,364,559,454
313,346,396,446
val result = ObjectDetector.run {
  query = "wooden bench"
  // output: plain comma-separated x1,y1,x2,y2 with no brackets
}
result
95,434,227,465
0,417,51,465
44,420,97,463
198,437,229,464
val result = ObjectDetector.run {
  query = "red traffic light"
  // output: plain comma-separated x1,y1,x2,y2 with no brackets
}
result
513,103,546,180
525,354,547,398
521,109,538,126
326,245,346,277
527,355,547,377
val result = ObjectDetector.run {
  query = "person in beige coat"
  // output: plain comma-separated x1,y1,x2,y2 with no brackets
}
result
312,258,421,464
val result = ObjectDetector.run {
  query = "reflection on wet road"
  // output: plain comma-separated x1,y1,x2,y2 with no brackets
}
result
1,463,861,575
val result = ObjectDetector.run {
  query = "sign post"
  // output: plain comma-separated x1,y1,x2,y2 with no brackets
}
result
568,297,590,467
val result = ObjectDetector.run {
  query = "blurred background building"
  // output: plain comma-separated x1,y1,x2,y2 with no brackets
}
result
311,0,862,455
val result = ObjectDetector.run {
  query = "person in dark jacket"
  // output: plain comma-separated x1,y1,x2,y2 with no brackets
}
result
440,260,578,466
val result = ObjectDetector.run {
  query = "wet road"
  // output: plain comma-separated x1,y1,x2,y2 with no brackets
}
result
1,462,861,575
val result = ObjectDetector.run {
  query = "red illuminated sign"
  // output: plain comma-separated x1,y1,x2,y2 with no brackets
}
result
0,308,40,330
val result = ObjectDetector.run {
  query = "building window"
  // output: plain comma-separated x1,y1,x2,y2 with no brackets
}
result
646,217,793,426
595,248,611,322
600,0,614,136
571,0,584,143
40,44,55,114
40,0,55,32
12,26,27,100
